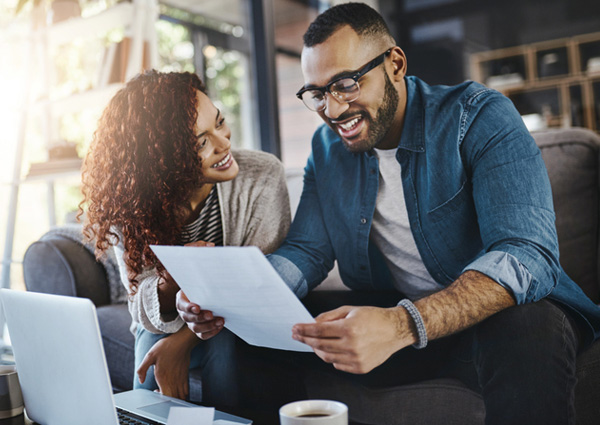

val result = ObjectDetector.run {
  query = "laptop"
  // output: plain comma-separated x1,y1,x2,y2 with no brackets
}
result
0,289,252,425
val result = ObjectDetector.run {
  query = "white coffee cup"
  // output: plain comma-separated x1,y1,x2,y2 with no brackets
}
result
279,400,348,425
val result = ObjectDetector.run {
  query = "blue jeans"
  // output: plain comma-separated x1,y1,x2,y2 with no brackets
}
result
134,325,240,409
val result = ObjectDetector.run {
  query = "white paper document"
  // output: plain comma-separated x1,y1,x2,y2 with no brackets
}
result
167,406,214,425
151,245,315,352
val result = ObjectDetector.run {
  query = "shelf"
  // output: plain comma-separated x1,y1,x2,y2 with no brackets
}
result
22,169,82,183
34,83,123,116
471,31,600,133
25,158,82,182
536,46,569,79
40,2,135,48
579,39,600,75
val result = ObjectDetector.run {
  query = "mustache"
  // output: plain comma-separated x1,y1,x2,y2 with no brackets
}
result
330,111,366,124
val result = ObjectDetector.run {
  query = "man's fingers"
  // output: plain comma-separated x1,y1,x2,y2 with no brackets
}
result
314,306,353,322
293,319,344,339
295,335,346,354
312,348,368,374
313,347,351,366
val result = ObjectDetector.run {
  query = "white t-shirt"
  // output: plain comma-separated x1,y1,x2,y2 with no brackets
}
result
370,148,443,300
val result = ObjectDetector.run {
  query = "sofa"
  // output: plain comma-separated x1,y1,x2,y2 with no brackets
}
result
23,127,600,424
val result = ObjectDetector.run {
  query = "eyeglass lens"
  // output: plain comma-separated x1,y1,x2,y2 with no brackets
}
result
300,78,360,111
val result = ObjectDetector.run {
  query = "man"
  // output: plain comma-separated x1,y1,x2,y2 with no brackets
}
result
177,3,600,424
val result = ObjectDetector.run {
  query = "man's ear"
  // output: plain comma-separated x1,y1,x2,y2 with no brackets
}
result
389,47,407,81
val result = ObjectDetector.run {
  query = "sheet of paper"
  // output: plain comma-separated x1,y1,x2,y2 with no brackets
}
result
151,245,315,352
167,406,214,425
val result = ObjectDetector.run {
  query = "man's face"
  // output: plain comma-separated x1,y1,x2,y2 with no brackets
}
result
300,26,402,152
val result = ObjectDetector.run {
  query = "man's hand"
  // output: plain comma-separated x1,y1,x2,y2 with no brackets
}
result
292,305,416,374
176,290,224,340
136,327,200,400
292,271,514,375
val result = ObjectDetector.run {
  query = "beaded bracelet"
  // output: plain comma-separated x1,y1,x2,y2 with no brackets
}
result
397,299,428,349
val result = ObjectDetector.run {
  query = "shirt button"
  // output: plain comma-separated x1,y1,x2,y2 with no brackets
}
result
360,266,367,271
370,169,376,175
360,218,367,224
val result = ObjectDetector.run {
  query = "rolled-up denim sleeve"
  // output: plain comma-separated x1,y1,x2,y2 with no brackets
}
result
462,251,535,304
267,254,309,299
461,91,561,304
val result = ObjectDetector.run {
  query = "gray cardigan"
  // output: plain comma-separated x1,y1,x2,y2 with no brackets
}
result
114,149,291,334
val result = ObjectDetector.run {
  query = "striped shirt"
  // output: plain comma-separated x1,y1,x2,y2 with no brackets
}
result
179,186,223,246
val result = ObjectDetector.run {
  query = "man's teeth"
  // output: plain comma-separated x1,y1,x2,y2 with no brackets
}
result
339,117,360,131
212,153,230,168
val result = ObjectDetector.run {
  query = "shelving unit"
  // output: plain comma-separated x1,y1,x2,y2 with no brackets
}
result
1,0,159,293
470,31,600,132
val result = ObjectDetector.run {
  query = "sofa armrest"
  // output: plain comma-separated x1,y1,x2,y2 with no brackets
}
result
23,234,110,307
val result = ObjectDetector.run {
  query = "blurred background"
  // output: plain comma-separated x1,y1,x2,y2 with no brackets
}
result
0,0,599,296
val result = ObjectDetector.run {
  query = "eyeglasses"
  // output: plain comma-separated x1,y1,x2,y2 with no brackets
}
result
296,48,392,112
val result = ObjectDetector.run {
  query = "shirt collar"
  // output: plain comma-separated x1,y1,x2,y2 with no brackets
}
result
397,76,425,153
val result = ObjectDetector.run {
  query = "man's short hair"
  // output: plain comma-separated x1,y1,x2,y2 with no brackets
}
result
303,2,393,47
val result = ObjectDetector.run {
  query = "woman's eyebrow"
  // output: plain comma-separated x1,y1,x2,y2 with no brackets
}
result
197,108,222,138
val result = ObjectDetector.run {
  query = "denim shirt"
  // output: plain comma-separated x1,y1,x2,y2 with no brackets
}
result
271,76,600,347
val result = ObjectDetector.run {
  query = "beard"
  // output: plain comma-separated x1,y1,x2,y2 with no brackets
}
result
340,72,399,153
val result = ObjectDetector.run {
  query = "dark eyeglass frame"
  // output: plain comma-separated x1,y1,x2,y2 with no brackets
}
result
296,48,393,111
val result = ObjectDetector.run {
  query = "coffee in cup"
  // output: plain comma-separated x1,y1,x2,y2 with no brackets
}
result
279,400,348,425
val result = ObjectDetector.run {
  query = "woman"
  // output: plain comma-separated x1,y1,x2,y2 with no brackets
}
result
80,70,291,410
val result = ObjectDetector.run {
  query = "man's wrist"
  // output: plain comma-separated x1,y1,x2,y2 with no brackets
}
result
391,305,418,349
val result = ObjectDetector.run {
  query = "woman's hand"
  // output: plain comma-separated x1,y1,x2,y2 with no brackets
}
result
136,327,200,400
185,240,215,248
176,290,225,340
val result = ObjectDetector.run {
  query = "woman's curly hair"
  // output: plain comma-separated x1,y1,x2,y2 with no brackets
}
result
80,70,207,293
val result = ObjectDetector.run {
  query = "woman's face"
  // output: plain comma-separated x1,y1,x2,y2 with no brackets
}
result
195,90,239,183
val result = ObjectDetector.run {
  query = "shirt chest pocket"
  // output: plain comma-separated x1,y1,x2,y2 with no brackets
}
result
426,178,475,224
424,179,482,269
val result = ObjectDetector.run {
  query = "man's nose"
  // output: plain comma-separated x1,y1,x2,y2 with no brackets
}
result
323,92,349,119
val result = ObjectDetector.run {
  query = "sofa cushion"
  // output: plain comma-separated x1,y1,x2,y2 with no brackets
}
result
574,339,600,425
23,235,110,306
533,128,600,303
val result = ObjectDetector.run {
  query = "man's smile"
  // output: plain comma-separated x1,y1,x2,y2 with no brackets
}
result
331,114,366,140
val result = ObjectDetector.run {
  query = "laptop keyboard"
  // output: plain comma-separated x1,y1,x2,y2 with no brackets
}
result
117,407,163,425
